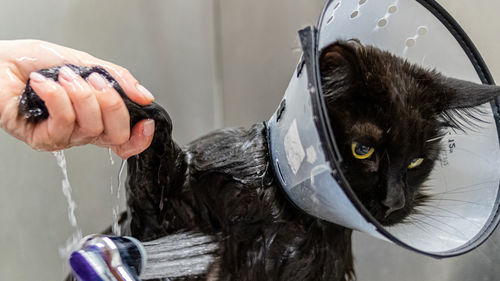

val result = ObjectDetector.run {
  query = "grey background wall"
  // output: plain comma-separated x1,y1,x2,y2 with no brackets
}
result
0,0,499,280
0,1,221,280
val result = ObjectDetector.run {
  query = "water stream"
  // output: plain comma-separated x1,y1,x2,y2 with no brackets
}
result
141,232,219,280
54,149,126,258
112,158,127,235
51,149,219,279
53,151,82,258
108,147,115,166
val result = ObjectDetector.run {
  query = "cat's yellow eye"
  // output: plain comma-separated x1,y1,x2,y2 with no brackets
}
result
408,158,424,169
351,142,375,159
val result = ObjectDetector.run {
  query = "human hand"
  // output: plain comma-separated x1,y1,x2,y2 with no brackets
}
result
0,39,155,159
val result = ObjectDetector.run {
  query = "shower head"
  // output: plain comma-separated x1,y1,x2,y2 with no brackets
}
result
69,235,145,281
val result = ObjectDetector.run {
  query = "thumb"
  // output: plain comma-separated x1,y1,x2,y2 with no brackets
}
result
112,119,155,159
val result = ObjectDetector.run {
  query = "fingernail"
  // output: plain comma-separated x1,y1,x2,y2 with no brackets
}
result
143,119,155,137
88,73,110,91
59,66,78,82
30,72,46,83
137,84,154,101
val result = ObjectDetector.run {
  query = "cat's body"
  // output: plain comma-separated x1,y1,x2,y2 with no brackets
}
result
19,41,500,281
127,122,353,280
20,64,355,281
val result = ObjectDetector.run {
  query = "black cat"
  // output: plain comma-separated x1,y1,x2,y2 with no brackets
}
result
320,40,500,227
19,40,500,281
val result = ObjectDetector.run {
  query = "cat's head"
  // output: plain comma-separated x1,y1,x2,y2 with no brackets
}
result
320,40,500,226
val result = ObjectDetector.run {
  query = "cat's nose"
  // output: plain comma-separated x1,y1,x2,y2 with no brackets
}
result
382,181,406,217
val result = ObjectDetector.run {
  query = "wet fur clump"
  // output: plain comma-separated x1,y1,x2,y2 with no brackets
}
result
18,40,500,280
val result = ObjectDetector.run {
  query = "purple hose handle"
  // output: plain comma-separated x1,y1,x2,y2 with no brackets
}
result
69,235,146,281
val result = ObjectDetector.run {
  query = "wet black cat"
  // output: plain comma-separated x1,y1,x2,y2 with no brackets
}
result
19,41,500,281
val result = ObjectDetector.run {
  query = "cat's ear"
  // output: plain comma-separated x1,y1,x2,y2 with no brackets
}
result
438,77,500,110
319,40,363,97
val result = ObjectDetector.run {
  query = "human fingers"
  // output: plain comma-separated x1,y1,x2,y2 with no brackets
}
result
88,73,130,146
112,119,155,159
58,66,104,145
5,40,155,106
28,72,75,150
89,59,155,106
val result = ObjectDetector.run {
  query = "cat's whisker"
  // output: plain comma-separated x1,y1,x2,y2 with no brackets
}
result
430,186,497,196
425,135,445,143
408,218,451,237
401,216,430,231
414,212,461,220
415,204,483,228
423,197,486,207
420,181,496,200
416,217,469,239
415,214,472,238
454,147,496,164
432,180,497,191
405,216,462,239
413,208,461,219
403,218,434,236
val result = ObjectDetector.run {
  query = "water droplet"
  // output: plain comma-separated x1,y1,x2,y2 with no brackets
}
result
58,228,82,259
112,206,121,236
108,148,115,165
117,160,126,198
